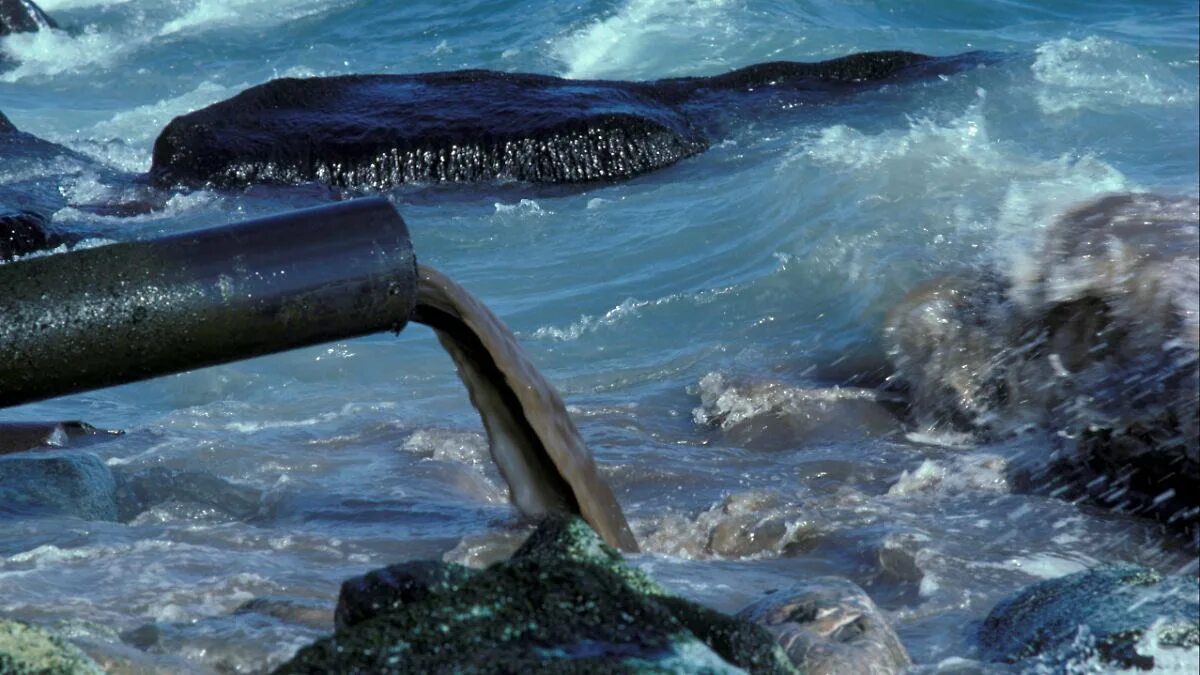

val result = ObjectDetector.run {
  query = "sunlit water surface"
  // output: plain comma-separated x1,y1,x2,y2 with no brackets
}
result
1,0,1197,671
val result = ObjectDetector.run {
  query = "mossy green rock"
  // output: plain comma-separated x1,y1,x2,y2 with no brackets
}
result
335,560,480,630
276,515,798,674
0,619,105,675
979,565,1199,669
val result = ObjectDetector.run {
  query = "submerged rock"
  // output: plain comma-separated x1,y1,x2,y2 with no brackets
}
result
236,597,334,631
113,466,262,523
737,577,911,675
978,565,1199,669
0,0,57,36
692,372,905,449
0,618,104,675
276,515,797,674
150,51,987,190
0,452,117,520
884,193,1200,530
640,490,823,560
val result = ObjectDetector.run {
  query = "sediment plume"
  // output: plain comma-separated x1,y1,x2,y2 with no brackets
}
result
413,264,639,552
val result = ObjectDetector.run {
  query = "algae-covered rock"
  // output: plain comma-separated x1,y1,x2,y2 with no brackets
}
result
736,577,911,675
0,618,104,675
276,515,798,674
335,560,479,630
978,565,1199,669
0,452,118,520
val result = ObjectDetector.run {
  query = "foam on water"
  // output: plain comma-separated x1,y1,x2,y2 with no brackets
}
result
0,1,337,84
1032,36,1197,114
552,0,735,79
80,80,234,171
0,25,128,81
804,89,1135,276
33,0,130,9
157,0,345,37
886,455,1009,496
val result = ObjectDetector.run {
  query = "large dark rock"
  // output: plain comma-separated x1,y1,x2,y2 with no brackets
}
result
885,193,1200,531
276,515,797,674
978,565,1199,669
0,0,56,36
150,51,987,190
737,577,911,675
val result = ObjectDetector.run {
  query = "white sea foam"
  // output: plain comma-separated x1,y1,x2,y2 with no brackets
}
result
0,24,128,81
493,199,550,217
805,90,1134,271
552,0,734,79
691,372,897,430
402,428,488,465
158,0,344,37
887,454,1009,496
1032,36,1196,114
81,80,234,171
34,0,131,9
530,297,648,341
2,2,340,82
529,283,739,341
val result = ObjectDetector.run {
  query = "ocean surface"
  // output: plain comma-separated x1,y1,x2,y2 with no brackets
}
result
1,0,1198,672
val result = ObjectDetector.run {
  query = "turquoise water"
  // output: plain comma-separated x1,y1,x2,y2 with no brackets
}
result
1,0,1198,671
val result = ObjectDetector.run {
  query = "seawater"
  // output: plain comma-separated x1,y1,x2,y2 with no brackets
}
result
1,0,1197,671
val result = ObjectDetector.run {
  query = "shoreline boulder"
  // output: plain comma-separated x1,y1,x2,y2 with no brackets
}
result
276,515,798,674
149,51,990,191
978,565,1199,670
884,193,1200,532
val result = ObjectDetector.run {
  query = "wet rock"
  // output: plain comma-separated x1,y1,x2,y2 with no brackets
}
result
737,577,912,675
641,491,822,560
693,372,904,450
236,597,334,631
334,560,479,630
0,0,57,36
150,71,709,190
150,51,988,191
276,515,797,674
978,565,1199,669
113,467,262,523
885,194,1200,530
0,452,118,520
0,209,77,261
0,421,122,455
0,618,104,674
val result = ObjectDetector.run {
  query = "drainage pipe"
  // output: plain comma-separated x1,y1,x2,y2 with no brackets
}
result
0,197,417,408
